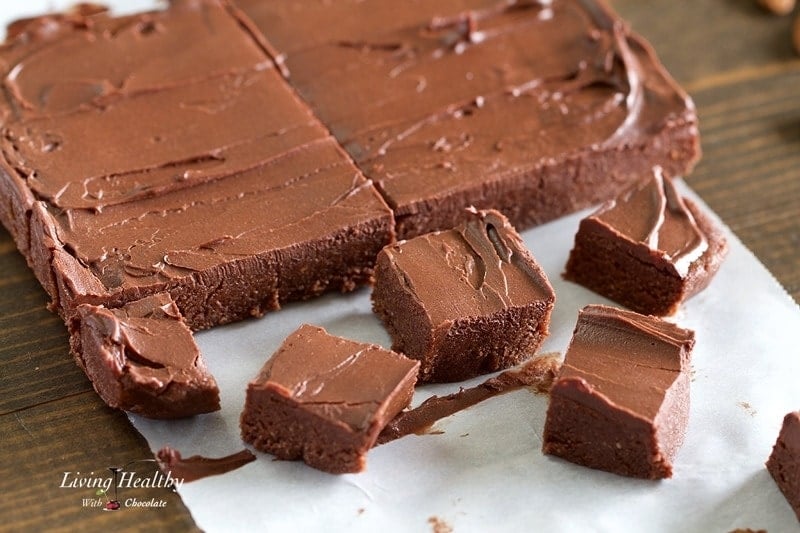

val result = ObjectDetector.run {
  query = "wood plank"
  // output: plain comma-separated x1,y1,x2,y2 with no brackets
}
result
0,233,93,414
0,392,199,531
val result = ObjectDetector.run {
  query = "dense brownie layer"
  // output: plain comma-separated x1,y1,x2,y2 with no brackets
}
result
372,208,555,382
767,411,800,522
564,168,728,315
0,0,394,329
543,305,694,479
240,324,419,474
68,293,220,419
236,0,701,238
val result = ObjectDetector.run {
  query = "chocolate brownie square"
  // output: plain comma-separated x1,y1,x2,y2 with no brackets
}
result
240,324,420,474
68,293,220,419
372,208,555,383
564,168,727,315
542,304,694,479
0,0,394,329
767,411,800,522
235,0,701,238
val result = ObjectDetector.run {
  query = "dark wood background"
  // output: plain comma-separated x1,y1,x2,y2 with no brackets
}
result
1,1,798,530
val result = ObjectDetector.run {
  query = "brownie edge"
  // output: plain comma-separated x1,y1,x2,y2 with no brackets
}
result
543,305,694,479
68,293,220,419
240,324,419,474
767,411,800,522
564,169,727,316
372,208,555,383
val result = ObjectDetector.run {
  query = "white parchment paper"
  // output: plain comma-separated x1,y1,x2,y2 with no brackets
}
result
1,3,797,530
129,182,800,533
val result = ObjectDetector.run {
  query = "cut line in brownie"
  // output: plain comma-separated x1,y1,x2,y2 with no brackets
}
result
767,411,800,522
235,0,701,238
68,293,220,419
542,304,694,479
240,324,420,474
0,0,394,329
372,208,555,383
564,167,728,315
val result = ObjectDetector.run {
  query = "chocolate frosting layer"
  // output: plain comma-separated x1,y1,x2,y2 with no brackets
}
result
557,305,693,422
236,0,697,228
156,446,256,483
377,352,561,444
380,208,554,325
0,0,277,210
73,293,220,417
0,0,394,321
252,324,420,432
592,168,708,277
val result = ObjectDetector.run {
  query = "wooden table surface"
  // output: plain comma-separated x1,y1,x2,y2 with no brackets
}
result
1,1,798,530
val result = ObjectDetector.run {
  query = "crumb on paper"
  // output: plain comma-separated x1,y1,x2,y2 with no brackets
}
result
460,433,469,438
428,516,453,533
737,401,757,417
357,508,365,515
728,528,767,533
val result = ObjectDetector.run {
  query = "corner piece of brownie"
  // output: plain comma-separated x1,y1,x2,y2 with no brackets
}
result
564,167,728,316
0,0,395,330
766,411,800,522
372,208,555,383
68,293,220,419
240,324,420,474
542,304,694,479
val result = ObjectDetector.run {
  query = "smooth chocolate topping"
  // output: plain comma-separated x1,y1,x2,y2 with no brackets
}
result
377,352,561,444
79,293,215,391
558,305,693,421
72,293,220,418
543,304,694,479
0,0,394,322
252,324,420,431
49,137,385,292
236,0,697,234
156,446,256,483
380,208,553,325
593,168,708,277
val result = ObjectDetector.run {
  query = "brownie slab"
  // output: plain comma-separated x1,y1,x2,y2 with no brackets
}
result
0,0,394,329
68,293,220,419
235,0,701,238
372,208,555,383
542,304,694,479
564,168,728,315
240,324,420,474
767,411,800,522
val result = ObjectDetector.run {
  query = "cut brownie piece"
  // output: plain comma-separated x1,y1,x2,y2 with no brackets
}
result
372,208,555,383
68,293,220,419
564,167,727,315
240,324,420,474
235,0,701,238
542,304,694,479
0,0,394,329
766,411,800,522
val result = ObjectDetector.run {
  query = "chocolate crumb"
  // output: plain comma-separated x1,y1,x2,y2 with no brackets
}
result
428,516,454,533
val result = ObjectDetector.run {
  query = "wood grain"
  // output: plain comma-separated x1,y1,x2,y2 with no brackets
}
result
1,1,798,530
